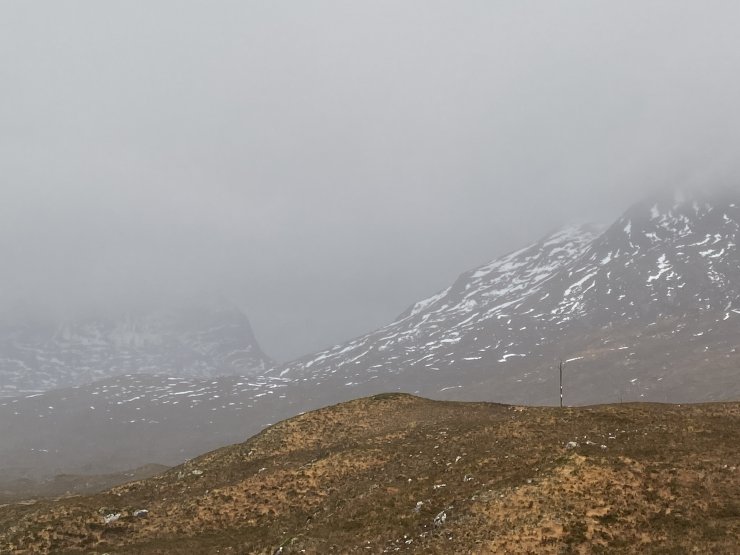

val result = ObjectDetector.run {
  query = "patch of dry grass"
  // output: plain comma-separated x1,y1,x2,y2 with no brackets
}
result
0,394,738,554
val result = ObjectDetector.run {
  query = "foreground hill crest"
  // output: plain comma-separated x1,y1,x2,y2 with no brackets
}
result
1,394,738,554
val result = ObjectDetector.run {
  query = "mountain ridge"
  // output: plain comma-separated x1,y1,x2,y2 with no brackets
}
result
270,189,740,407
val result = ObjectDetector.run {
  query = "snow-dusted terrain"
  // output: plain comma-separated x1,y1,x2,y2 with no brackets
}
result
0,303,273,397
0,373,292,478
2,190,740,477
273,190,740,406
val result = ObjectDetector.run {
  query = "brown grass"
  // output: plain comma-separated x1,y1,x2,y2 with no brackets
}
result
0,394,738,554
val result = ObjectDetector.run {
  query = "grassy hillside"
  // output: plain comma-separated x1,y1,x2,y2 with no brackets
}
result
0,394,738,554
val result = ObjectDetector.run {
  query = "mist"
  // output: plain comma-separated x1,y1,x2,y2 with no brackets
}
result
2,1,740,361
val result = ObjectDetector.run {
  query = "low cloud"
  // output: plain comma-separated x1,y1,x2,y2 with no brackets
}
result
2,1,740,360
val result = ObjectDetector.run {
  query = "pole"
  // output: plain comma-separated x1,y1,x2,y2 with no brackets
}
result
559,360,564,408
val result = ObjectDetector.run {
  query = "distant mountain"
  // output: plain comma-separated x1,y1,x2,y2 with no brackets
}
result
0,303,273,397
3,189,740,478
276,188,740,406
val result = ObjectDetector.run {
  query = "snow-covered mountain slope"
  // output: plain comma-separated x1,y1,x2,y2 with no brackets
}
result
274,224,601,387
273,189,740,406
0,304,273,397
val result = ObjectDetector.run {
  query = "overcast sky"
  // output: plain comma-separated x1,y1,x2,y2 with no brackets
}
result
2,2,740,361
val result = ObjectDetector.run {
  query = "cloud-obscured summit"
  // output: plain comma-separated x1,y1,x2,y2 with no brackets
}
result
0,302,273,397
